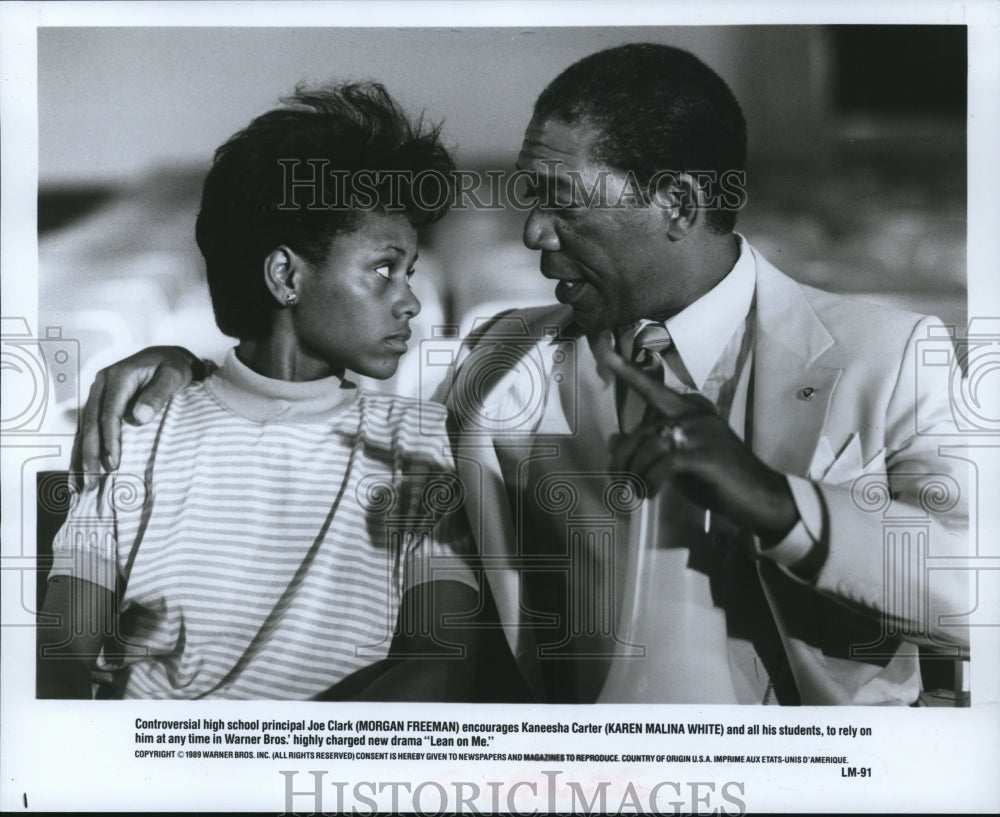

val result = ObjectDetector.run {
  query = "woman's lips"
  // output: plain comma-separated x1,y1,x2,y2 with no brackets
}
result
383,332,411,353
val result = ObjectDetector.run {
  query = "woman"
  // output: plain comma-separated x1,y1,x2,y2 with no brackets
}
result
38,82,480,700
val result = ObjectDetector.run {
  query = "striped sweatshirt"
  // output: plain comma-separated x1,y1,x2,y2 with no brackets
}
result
49,349,476,699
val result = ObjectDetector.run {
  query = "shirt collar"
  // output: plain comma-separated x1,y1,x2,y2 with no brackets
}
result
206,348,358,423
618,234,754,390
665,234,755,389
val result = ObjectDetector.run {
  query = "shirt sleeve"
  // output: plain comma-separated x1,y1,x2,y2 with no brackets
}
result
48,475,118,592
750,474,822,569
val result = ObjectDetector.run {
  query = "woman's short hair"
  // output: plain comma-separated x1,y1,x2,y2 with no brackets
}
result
533,43,746,234
196,82,455,340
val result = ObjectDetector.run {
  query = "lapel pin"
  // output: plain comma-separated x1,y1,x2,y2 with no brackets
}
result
798,387,816,401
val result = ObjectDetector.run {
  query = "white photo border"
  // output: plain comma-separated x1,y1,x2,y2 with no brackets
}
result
2,2,998,814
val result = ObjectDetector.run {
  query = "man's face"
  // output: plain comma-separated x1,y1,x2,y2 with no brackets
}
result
290,211,421,379
516,117,689,331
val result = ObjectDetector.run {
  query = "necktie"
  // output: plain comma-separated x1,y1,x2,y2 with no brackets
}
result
617,322,672,432
610,320,799,704
605,322,742,702
632,322,673,365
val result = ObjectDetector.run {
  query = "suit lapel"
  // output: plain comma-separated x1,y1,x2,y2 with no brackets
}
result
559,326,619,437
447,306,580,699
749,248,843,477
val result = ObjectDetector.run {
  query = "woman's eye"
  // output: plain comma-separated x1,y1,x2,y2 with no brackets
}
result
405,268,416,287
374,265,391,280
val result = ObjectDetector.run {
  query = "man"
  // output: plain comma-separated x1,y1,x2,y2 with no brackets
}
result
72,44,969,705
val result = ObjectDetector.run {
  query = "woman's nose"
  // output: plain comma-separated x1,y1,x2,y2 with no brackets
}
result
395,280,421,318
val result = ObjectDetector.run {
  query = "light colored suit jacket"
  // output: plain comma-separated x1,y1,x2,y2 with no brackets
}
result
434,243,970,704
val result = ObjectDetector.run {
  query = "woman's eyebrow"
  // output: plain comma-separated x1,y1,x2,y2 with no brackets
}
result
366,243,419,263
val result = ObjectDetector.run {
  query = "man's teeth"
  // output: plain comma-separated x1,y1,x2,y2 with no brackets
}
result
564,281,578,288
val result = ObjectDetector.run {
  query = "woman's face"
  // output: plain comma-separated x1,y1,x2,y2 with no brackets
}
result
288,211,421,379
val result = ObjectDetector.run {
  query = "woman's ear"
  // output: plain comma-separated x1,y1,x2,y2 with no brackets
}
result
263,246,301,307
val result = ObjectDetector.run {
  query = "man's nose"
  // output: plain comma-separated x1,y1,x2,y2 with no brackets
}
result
522,208,560,252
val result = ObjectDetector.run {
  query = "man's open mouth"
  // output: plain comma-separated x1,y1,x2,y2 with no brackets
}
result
555,279,587,304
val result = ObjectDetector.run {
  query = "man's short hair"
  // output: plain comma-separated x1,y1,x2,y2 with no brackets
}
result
196,82,455,340
533,43,746,233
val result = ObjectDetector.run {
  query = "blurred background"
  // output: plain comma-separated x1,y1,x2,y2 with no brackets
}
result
37,25,967,422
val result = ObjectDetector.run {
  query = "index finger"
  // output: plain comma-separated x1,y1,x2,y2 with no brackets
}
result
600,348,691,415
71,373,107,489
98,367,147,471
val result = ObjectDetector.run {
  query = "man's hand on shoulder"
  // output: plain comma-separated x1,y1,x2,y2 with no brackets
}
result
70,346,203,489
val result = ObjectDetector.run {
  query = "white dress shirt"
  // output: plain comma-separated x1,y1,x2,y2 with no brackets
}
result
615,236,821,702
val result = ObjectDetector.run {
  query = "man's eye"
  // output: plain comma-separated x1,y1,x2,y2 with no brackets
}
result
405,268,416,287
374,265,391,280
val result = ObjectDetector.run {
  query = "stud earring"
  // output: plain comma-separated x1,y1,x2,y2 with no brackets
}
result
284,293,299,307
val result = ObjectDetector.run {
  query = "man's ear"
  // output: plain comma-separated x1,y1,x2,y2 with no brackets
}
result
263,246,302,306
651,172,705,241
